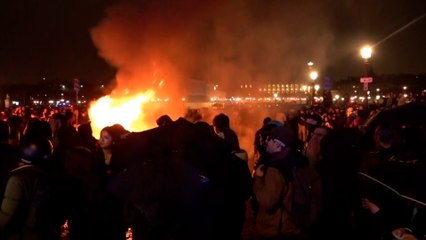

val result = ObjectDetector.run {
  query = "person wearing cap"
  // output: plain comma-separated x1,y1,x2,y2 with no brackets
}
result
305,113,323,143
0,136,58,240
253,119,283,169
252,126,311,239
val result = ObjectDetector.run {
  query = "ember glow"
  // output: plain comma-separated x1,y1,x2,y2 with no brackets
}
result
88,89,155,138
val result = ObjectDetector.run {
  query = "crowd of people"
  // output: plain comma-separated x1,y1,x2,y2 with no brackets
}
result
0,93,424,240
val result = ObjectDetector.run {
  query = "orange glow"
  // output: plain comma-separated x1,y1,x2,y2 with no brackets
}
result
88,89,155,138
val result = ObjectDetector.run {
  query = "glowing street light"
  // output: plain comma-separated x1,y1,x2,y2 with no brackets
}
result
309,71,318,81
314,84,320,91
360,45,372,60
360,45,373,108
310,70,318,105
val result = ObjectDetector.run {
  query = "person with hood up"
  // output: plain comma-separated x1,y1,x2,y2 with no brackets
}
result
253,126,312,240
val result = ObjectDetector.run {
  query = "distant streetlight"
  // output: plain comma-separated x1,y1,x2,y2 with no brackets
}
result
360,45,373,108
310,70,318,105
310,71,318,81
360,46,372,60
360,45,372,77
314,84,320,91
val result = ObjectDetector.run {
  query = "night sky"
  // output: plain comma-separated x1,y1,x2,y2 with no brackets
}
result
0,0,425,92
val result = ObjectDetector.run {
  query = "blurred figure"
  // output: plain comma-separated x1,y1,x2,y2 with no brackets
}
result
23,119,53,141
91,125,128,240
305,113,323,143
254,117,272,160
156,114,173,127
311,128,361,240
212,113,240,152
6,115,25,146
0,136,59,240
253,119,282,168
96,126,116,173
253,126,310,239
184,109,202,123
304,126,332,165
77,122,98,153
0,121,19,200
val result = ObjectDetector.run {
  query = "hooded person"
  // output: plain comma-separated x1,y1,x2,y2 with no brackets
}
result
252,126,313,239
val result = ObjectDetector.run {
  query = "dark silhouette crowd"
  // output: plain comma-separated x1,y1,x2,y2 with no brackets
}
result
0,99,425,240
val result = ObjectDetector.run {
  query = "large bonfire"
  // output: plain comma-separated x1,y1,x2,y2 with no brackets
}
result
88,89,156,138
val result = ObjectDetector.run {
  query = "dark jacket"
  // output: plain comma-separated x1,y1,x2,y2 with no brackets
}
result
0,165,57,240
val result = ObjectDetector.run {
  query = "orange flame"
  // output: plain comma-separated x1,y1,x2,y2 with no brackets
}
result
88,89,156,138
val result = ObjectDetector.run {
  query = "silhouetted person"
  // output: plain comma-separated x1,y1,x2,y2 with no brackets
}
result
0,121,19,200
156,115,173,127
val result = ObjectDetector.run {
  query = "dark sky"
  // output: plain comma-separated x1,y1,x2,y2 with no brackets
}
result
0,0,425,92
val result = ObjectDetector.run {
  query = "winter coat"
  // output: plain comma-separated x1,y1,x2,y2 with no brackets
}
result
0,164,57,240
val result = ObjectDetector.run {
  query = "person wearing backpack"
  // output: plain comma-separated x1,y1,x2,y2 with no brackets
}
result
253,126,317,240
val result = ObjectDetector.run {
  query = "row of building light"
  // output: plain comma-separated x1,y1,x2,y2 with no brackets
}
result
240,84,320,94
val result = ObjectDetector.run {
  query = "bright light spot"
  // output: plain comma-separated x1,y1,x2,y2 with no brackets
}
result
360,45,372,59
310,71,318,81
314,85,320,91
159,80,164,87
88,90,155,138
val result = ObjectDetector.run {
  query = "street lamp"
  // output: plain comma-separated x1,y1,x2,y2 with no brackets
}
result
310,70,318,105
360,45,373,108
360,46,372,61
310,71,318,81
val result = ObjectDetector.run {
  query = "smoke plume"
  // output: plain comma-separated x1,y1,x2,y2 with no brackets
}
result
90,0,334,96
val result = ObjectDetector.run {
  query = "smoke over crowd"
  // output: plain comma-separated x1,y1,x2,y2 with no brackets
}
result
87,0,335,158
90,0,334,95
